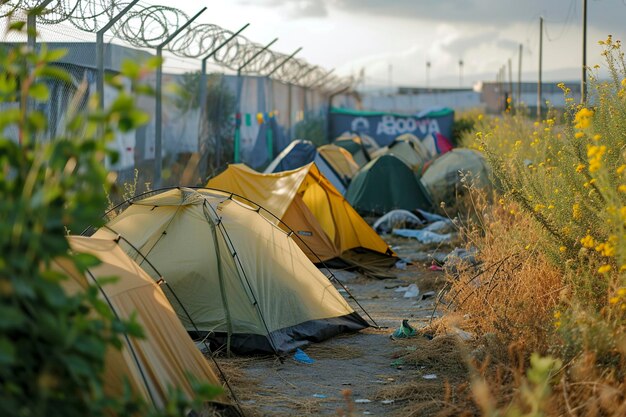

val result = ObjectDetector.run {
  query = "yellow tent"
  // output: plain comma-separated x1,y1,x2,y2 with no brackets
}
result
318,144,360,182
207,163,396,268
55,236,230,409
94,188,368,354
333,134,371,167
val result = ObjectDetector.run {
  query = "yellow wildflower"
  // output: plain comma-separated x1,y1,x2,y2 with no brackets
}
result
559,246,567,252
574,107,594,129
619,185,626,193
573,203,582,220
592,134,601,141
598,264,612,274
576,164,585,173
575,132,584,139
617,164,626,174
587,144,606,172
580,234,595,248
609,296,619,304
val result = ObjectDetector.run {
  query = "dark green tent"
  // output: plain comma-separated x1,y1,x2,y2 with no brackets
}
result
346,154,432,216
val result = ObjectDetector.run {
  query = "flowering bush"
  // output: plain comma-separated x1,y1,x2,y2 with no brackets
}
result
454,37,626,416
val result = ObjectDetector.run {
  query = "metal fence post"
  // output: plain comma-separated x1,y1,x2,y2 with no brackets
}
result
198,23,249,176
96,0,139,113
154,7,207,188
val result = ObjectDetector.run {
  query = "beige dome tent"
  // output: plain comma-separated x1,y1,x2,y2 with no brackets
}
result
94,188,368,355
54,236,231,410
207,163,397,277
420,148,491,205
386,140,430,175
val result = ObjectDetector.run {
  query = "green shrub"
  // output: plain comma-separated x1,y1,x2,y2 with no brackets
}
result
0,18,220,417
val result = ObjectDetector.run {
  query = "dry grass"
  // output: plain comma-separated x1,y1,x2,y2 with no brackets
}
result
392,335,469,377
445,201,563,358
371,335,477,417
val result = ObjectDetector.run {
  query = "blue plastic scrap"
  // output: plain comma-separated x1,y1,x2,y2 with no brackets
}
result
293,348,315,364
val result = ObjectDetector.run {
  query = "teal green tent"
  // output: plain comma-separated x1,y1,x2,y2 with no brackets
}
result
346,154,432,216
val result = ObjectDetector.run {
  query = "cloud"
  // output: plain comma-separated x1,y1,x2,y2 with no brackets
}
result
237,0,328,18
246,0,626,32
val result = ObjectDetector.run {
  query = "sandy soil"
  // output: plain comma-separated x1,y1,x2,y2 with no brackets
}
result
218,252,451,417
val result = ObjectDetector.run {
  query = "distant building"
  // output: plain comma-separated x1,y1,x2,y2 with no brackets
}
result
360,86,481,113
476,81,582,113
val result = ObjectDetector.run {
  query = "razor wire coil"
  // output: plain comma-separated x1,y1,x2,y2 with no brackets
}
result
1,0,353,90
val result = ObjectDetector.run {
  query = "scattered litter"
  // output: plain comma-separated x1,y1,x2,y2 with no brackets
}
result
430,251,448,264
423,220,451,233
381,399,395,405
374,209,424,234
390,359,405,367
338,288,347,293
421,290,436,299
393,228,453,244
444,247,479,273
354,399,371,403
390,319,417,339
312,394,327,399
429,265,443,271
341,382,352,386
394,285,410,292
422,374,438,380
416,209,451,224
293,348,315,364
402,284,419,298
394,260,407,270
363,412,373,415
452,326,474,341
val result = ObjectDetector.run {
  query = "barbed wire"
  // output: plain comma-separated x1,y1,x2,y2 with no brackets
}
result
0,0,354,91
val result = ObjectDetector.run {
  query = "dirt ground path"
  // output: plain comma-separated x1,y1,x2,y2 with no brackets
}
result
220,261,447,417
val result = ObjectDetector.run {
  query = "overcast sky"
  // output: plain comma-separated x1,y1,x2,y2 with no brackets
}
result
166,0,626,88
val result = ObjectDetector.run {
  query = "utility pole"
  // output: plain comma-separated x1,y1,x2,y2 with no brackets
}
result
426,61,431,89
517,43,522,109
537,16,543,120
388,63,393,94
508,58,513,110
581,0,588,103
459,59,464,87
